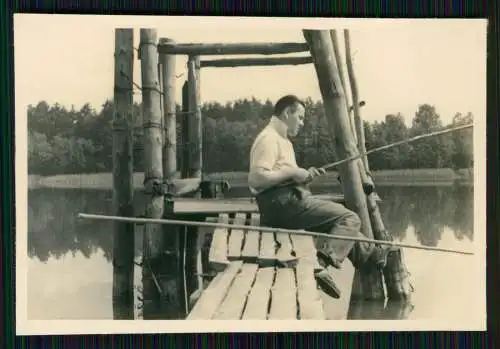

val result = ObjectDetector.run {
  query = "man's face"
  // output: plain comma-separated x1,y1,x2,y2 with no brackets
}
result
284,103,306,137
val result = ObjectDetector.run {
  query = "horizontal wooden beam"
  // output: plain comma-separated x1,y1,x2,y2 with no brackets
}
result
200,56,313,68
157,41,310,56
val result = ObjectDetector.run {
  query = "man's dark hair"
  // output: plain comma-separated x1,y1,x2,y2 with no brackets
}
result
273,95,305,116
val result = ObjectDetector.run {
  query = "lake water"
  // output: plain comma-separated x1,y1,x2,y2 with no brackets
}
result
26,184,482,323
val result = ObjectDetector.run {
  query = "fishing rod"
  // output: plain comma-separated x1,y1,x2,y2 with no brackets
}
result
322,123,473,171
274,123,474,189
77,213,474,256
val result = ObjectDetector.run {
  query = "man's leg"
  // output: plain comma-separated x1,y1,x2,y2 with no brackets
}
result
298,194,399,271
255,187,397,298
304,200,376,268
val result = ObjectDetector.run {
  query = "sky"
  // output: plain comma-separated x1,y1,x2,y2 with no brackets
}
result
14,15,487,126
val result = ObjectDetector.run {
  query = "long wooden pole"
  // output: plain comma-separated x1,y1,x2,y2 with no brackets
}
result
200,56,313,68
330,29,374,195
158,41,310,55
77,213,474,256
302,30,373,237
159,38,178,180
330,30,356,143
140,28,164,254
158,38,186,316
303,29,385,300
111,28,135,320
341,29,384,300
344,30,369,172
187,55,202,180
139,29,165,318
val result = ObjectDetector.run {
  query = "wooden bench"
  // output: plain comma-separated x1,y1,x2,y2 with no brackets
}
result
187,212,347,320
172,193,357,214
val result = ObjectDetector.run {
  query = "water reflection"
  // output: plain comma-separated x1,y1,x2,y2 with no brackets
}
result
347,300,415,320
27,185,475,320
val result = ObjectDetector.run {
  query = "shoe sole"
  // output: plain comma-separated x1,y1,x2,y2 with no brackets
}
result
314,272,341,299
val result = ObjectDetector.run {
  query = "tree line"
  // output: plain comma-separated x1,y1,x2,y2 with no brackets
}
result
27,97,473,176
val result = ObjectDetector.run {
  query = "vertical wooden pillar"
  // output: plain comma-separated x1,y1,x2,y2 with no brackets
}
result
159,38,188,317
344,29,413,301
139,29,166,319
303,29,385,301
344,30,369,172
187,55,202,180
330,30,357,144
330,29,374,196
159,38,178,180
111,28,135,320
331,29,377,301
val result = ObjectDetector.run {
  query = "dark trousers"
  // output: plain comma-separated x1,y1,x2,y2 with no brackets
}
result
255,185,376,269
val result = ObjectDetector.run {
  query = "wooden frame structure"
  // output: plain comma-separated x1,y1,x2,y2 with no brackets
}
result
111,28,414,320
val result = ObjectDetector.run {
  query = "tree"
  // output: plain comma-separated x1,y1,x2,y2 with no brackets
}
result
407,104,452,169
449,112,474,172
28,131,54,175
365,113,411,170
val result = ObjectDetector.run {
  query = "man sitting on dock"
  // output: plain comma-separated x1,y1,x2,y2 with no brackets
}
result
248,94,399,299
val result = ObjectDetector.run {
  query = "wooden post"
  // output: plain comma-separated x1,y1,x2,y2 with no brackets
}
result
139,29,167,319
303,29,385,300
111,28,135,320
344,29,413,301
344,30,369,172
330,29,374,196
187,55,202,180
330,30,356,144
159,38,188,317
159,38,178,180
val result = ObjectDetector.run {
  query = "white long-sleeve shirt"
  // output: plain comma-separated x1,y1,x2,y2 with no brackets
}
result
248,116,299,195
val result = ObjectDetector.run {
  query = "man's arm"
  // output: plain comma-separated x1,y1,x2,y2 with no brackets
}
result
248,135,298,191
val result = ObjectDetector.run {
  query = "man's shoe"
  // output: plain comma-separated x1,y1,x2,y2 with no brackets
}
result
314,269,341,299
316,250,342,270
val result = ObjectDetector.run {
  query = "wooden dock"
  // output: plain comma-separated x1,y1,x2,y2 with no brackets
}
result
187,212,355,320
105,28,415,319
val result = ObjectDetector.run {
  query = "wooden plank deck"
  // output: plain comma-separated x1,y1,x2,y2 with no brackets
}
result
191,212,355,320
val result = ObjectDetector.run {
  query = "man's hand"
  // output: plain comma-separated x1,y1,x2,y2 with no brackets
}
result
307,166,326,180
291,167,326,184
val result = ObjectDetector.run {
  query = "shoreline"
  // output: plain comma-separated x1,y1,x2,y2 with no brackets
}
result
28,168,474,190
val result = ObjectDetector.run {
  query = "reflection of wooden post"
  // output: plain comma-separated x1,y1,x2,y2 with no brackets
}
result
112,28,135,320
180,81,189,178
187,55,202,180
344,29,413,301
303,29,385,301
159,38,178,180
139,29,166,319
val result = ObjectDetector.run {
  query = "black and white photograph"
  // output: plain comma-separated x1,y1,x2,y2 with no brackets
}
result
15,15,486,334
